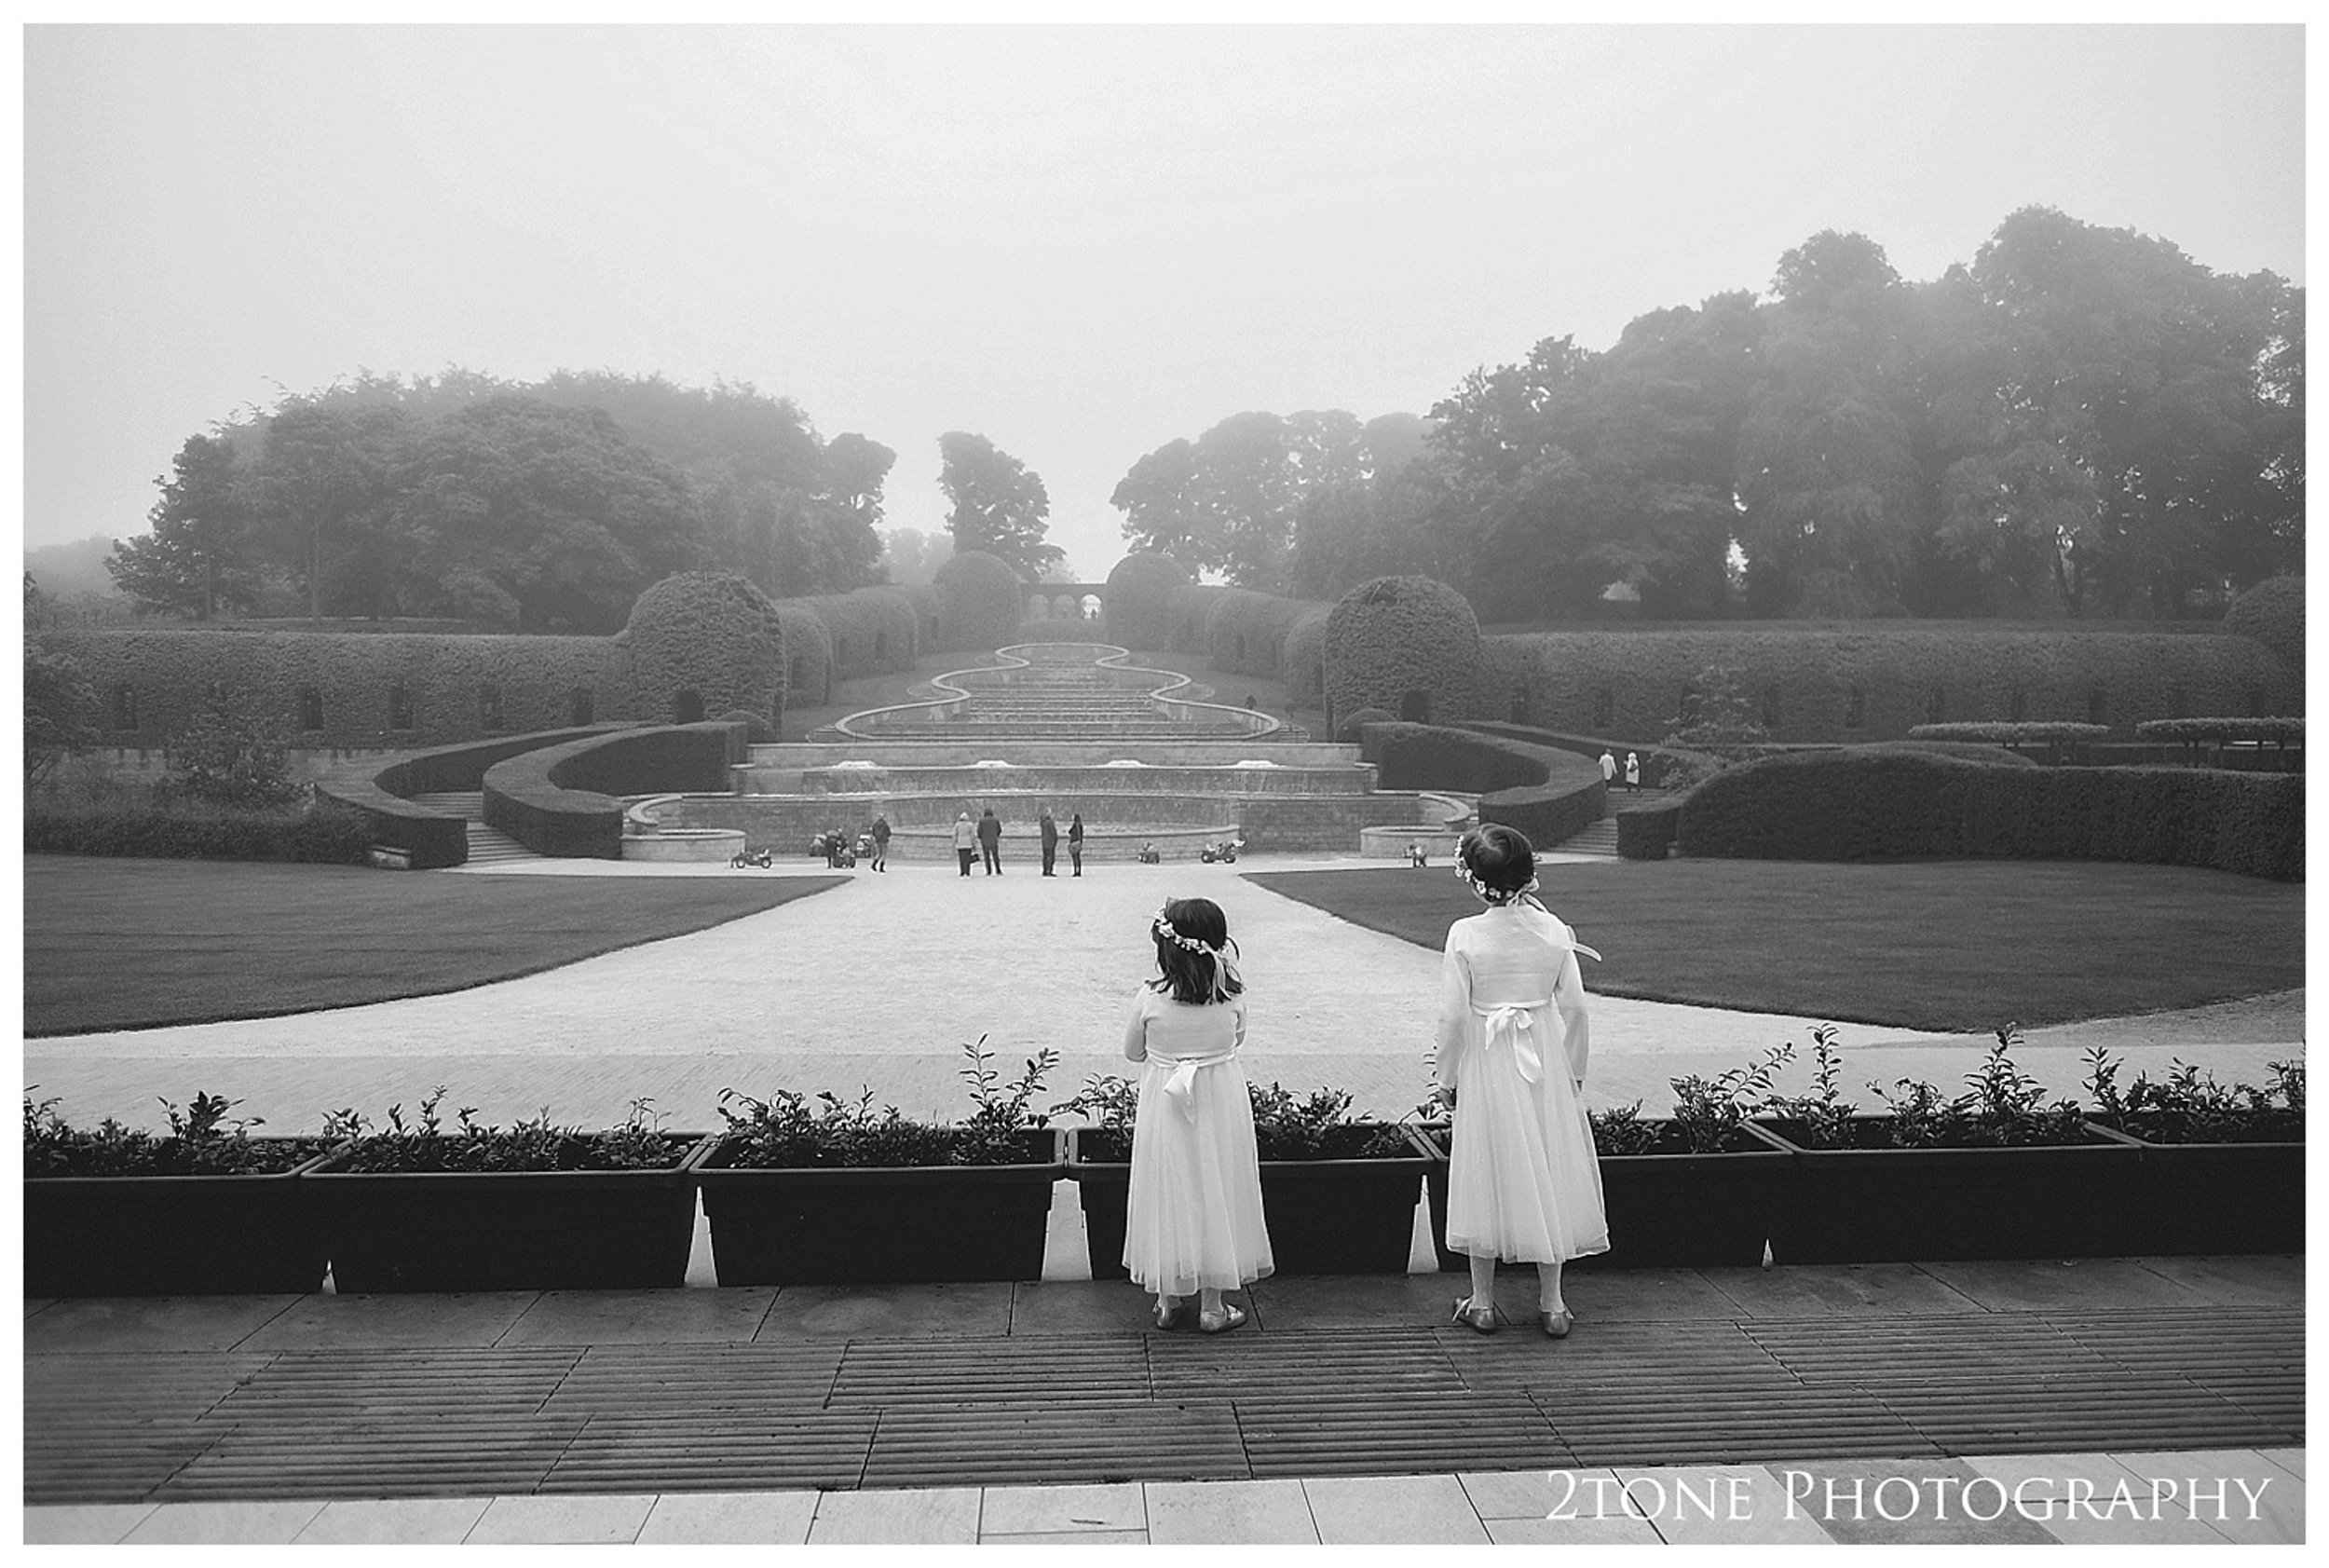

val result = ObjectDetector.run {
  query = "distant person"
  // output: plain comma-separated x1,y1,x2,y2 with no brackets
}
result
1624,752,1641,793
824,824,845,868
1068,812,1085,877
869,814,891,873
978,807,1003,875
1123,896,1271,1333
1040,808,1060,877
1407,840,1427,868
951,811,976,877
1599,749,1616,788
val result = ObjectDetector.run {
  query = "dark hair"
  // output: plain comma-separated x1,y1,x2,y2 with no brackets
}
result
1459,824,1536,900
1150,896,1243,1004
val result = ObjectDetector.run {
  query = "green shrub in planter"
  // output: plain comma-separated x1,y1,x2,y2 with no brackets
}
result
307,1090,712,1291
24,1090,338,1294
1058,1075,1423,1278
2079,1049,2303,1254
701,1038,1066,1285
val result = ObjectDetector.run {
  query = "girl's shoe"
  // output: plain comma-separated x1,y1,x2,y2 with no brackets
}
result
1540,1308,1574,1340
1197,1302,1246,1334
1451,1295,1498,1334
1154,1298,1184,1331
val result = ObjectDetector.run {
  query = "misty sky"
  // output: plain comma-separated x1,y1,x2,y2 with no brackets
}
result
20,23,2306,581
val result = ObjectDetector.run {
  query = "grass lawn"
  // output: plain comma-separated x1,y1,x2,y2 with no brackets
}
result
24,857,848,1037
1245,859,2306,1031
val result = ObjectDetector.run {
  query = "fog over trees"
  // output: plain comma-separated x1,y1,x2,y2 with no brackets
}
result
1117,208,2303,621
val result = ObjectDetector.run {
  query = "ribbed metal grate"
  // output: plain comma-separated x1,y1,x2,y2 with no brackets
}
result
22,1304,2302,1506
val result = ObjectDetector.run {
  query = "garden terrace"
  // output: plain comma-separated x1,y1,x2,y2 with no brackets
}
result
831,644,1288,743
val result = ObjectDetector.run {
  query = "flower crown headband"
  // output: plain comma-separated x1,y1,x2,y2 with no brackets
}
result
1153,906,1218,954
1454,859,1541,907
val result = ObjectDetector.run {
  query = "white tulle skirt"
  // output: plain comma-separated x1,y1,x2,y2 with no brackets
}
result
1123,1053,1274,1296
1447,1017,1611,1264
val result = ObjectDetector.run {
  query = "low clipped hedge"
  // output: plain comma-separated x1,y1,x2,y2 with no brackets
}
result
317,725,627,868
484,722,749,858
2135,717,2305,746
1614,802,1682,861
1909,722,2112,745
1102,552,1189,651
1480,626,2296,744
1678,749,2303,879
26,798,374,865
1360,721,1607,852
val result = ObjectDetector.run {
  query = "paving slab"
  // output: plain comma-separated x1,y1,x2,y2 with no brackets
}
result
1610,1464,1835,1545
498,1287,778,1345
1484,1512,1667,1544
290,1496,494,1544
755,1281,1015,1339
1520,1265,1745,1321
1695,1263,1986,1317
22,1505,159,1544
806,1485,982,1544
235,1290,541,1350
1245,1271,1478,1330
465,1492,657,1544
2127,1252,2307,1307
1463,1468,1666,1544
119,1500,330,1543
1771,1456,2057,1545
1960,1452,2232,1545
2103,1448,2304,1545
1917,1258,2216,1314
1144,1478,1318,1544
2259,1447,2305,1479
1302,1473,1491,1544
634,1490,820,1544
1008,1277,1159,1335
23,1293,300,1353
978,1480,1147,1534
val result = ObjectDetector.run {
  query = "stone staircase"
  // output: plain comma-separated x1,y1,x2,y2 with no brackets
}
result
1550,786,1685,859
404,791,541,866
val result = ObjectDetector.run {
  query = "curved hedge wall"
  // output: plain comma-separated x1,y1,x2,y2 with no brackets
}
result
1324,576,1483,732
767,603,832,703
484,721,748,858
931,551,1024,652
1360,720,1607,852
1102,552,1188,651
316,725,624,868
1480,626,2296,744
619,572,785,725
797,587,920,678
1678,749,2302,879
1203,589,1328,678
899,582,942,654
2225,576,2303,693
1281,606,1332,705
1164,583,1233,655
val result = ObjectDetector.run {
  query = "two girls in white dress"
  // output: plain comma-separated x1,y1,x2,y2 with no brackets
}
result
1121,896,1272,1332
1436,824,1610,1336
1120,828,1606,1341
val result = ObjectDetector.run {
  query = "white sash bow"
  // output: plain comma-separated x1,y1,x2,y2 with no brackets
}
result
1157,1052,1236,1120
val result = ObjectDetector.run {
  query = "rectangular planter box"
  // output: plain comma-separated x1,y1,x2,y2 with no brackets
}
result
25,1140,338,1296
1414,1121,1795,1271
2108,1132,2305,1255
1069,1127,1425,1278
1754,1117,2146,1262
699,1129,1064,1286
307,1135,715,1293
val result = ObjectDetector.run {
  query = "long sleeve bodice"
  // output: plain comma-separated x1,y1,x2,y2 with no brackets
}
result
1433,906,1592,1091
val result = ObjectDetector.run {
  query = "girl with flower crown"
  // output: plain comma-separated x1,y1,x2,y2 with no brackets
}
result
1436,825,1610,1338
1120,896,1273,1332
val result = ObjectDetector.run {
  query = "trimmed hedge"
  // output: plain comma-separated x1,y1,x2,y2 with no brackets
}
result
317,725,627,868
1360,721,1606,852
1480,627,2297,744
25,798,374,865
1280,606,1331,705
1615,802,1682,860
1678,749,2303,879
618,571,785,724
799,586,920,678
2224,576,2302,683
931,550,1024,652
1164,583,1233,655
41,628,612,749
1335,706,1395,743
1325,577,1482,733
2135,717,2305,745
899,582,942,654
1454,720,1716,791
1102,552,1188,651
1204,589,1328,678
484,722,749,858
1851,740,2040,766
1909,722,2111,744
767,603,832,703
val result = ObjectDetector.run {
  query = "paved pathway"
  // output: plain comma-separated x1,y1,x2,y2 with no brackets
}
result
23,852,2304,1136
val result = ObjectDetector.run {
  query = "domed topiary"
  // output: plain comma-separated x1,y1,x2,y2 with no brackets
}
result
2226,576,2303,689
620,572,784,725
1102,552,1189,651
1323,575,1482,729
931,550,1024,652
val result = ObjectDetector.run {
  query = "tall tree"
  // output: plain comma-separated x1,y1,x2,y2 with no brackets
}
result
938,431,1059,577
106,434,261,619
252,401,412,620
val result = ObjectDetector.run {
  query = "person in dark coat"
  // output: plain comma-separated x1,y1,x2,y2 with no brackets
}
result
1068,812,1085,877
1039,809,1059,876
977,807,1003,875
869,814,891,872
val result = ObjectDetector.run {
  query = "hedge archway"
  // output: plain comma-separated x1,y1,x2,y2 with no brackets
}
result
619,571,784,726
1323,575,1482,731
